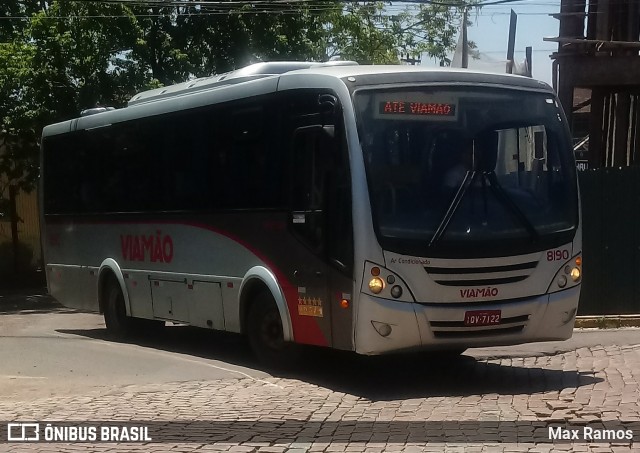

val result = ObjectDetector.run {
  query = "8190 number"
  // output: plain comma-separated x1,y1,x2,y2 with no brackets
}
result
547,249,569,261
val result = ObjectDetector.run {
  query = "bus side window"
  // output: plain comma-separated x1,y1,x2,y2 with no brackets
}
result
291,128,329,252
325,127,353,274
211,99,283,210
103,121,159,212
160,114,210,211
43,133,85,214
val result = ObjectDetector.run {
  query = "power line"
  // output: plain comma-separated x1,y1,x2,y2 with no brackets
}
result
2,0,566,12
0,0,574,21
65,0,548,6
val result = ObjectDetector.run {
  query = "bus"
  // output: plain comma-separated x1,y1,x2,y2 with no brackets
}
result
40,62,582,363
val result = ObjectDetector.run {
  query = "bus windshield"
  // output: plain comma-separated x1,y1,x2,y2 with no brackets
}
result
354,87,578,257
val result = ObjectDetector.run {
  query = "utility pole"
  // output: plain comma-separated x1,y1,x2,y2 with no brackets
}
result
9,185,19,273
462,8,469,68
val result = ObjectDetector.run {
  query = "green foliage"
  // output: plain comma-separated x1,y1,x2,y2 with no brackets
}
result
29,1,143,116
316,2,402,64
0,1,43,41
0,0,469,218
310,2,468,65
0,41,39,203
0,240,34,274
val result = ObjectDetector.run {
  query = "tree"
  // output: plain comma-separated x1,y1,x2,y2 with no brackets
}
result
126,1,469,78
0,39,39,272
128,1,326,80
0,1,46,206
309,1,467,65
0,0,469,272
28,1,144,116
0,0,470,213
0,0,141,271
0,1,45,41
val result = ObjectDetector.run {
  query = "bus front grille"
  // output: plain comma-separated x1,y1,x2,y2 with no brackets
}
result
424,261,537,286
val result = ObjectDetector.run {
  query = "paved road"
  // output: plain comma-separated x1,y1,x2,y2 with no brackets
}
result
1,293,640,451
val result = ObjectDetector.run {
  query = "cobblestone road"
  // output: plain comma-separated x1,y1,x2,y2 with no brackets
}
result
2,339,640,452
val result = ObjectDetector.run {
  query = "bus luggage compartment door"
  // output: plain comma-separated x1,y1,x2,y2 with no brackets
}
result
188,281,224,330
150,279,190,322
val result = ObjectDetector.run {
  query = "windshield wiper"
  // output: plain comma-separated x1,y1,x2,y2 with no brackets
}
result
429,170,475,247
429,171,538,247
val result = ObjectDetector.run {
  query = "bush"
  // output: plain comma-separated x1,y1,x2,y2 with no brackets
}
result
0,240,34,274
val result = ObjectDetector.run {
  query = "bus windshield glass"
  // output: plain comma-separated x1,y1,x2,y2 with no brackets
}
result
354,87,578,257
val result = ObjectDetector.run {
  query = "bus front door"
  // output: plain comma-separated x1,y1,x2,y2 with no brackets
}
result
289,125,334,347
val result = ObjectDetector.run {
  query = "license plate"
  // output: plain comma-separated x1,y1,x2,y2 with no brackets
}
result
464,310,501,326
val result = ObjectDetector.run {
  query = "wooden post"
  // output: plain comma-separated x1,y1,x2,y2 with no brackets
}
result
589,89,605,169
632,95,640,166
629,0,640,43
9,185,19,273
596,0,610,41
506,10,517,73
557,62,575,131
605,94,616,166
586,0,598,40
462,8,469,68
614,92,631,166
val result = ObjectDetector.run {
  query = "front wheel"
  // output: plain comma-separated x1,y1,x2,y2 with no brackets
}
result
429,348,467,360
247,293,298,368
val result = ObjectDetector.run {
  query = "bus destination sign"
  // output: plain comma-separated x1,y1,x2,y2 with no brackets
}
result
379,101,456,117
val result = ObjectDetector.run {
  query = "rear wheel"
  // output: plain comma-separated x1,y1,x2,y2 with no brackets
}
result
103,278,165,338
247,293,298,368
103,278,134,337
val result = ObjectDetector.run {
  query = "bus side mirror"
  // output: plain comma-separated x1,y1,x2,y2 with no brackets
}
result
293,125,335,142
318,94,337,113
318,94,338,126
322,125,335,139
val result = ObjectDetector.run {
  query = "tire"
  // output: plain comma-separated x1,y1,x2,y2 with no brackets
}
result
247,293,298,368
134,318,165,337
430,348,467,359
103,278,135,338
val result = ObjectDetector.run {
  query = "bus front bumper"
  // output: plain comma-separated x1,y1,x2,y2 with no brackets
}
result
354,286,580,355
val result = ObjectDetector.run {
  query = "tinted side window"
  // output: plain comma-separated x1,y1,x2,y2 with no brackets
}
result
44,130,108,214
208,99,285,209
89,121,162,213
160,112,210,211
43,132,85,214
44,94,285,214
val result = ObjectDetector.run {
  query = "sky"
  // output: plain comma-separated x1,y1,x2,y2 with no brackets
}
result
420,0,562,85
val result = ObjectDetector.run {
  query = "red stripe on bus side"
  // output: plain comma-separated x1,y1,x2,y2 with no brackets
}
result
183,221,329,348
45,218,329,347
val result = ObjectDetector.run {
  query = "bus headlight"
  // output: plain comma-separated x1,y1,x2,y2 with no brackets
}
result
362,261,415,302
369,277,384,294
570,267,581,282
547,254,582,293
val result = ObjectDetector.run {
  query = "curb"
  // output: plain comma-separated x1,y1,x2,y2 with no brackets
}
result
575,315,640,329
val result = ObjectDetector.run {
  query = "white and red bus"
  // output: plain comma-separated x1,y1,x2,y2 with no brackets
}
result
40,62,582,363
